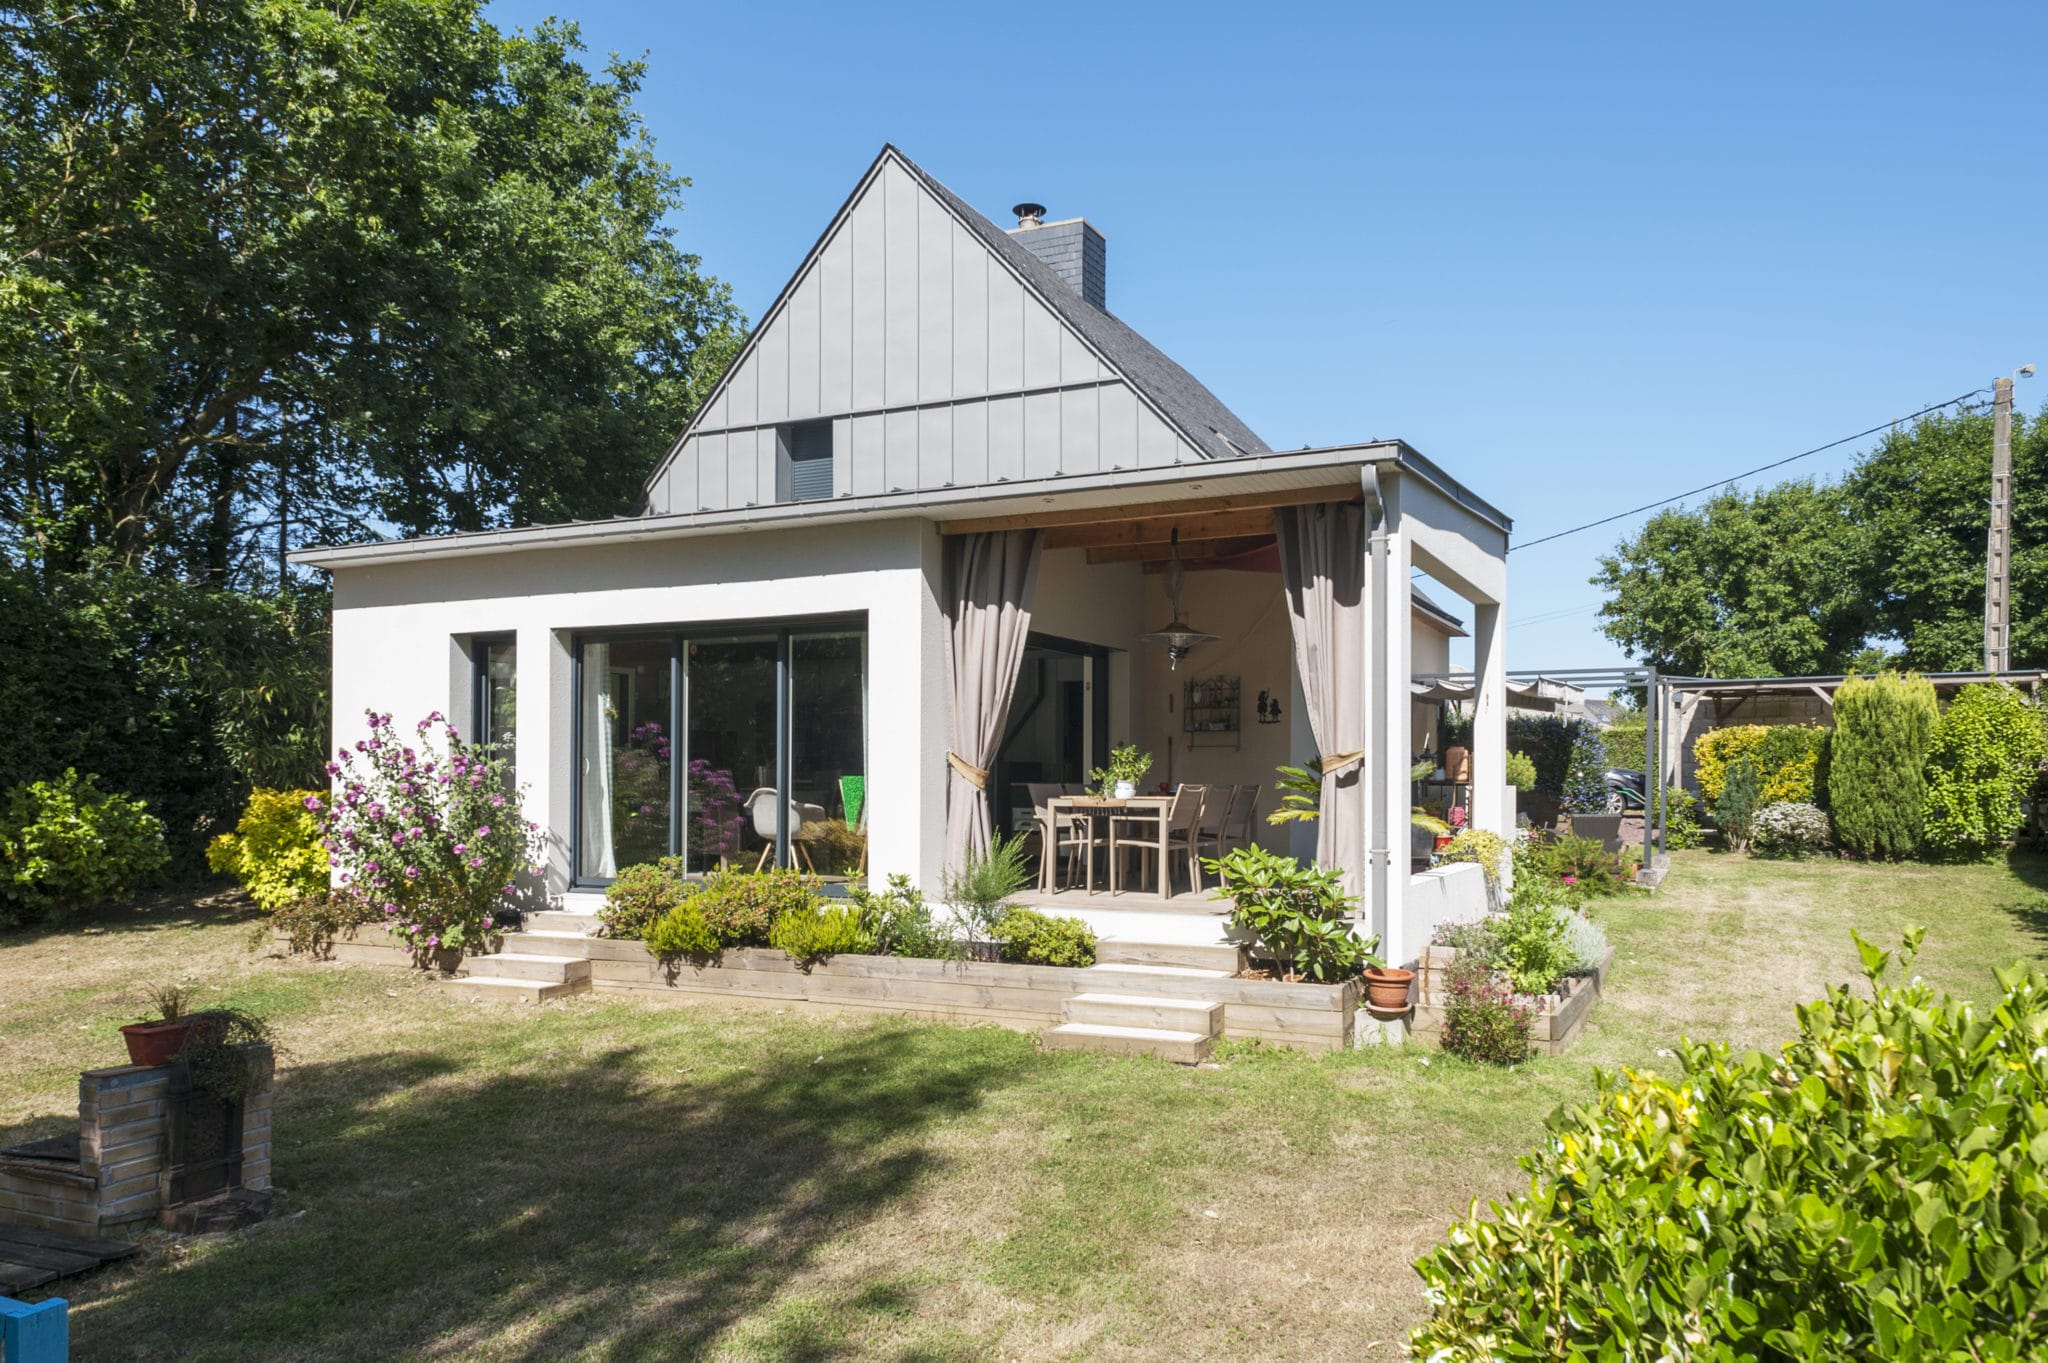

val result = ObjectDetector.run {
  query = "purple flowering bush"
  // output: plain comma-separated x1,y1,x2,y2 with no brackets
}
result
313,710,541,956
610,720,672,869
1439,953,1535,1065
687,759,742,862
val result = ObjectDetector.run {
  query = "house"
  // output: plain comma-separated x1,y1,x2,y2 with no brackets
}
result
296,146,1513,971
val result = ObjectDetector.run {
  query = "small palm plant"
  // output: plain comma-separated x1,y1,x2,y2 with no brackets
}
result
1267,757,1451,833
945,833,1033,946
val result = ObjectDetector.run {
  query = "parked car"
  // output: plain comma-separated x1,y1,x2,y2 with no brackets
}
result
1604,768,1647,812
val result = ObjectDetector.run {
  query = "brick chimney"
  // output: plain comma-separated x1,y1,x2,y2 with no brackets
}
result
1007,202,1106,309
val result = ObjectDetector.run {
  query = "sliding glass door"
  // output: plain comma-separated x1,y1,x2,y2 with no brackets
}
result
574,617,865,884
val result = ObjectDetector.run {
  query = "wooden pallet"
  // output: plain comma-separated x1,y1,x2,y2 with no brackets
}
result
0,1223,138,1292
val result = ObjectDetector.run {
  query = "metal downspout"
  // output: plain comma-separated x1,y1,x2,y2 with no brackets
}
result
1366,496,1392,944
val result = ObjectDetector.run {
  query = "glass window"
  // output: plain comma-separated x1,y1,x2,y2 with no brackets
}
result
578,637,674,879
779,421,833,502
573,622,867,884
478,639,517,778
684,636,778,874
791,631,867,875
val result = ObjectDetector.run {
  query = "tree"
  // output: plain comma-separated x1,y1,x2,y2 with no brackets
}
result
1592,481,1869,677
0,0,744,579
1828,672,1938,859
1592,407,2048,677
1840,407,2048,672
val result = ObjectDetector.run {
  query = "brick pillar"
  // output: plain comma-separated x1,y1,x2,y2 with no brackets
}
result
81,1064,171,1227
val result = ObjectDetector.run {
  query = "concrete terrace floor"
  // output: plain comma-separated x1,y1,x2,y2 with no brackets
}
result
2,848,2044,1362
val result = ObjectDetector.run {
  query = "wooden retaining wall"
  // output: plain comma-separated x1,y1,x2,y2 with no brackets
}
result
269,925,478,973
1408,944,1610,1057
591,946,1361,1052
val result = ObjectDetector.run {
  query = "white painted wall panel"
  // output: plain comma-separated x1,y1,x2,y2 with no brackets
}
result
917,406,951,488
818,230,853,414
950,227,988,398
1059,386,1099,475
786,269,821,420
1099,383,1140,471
1022,391,1061,479
917,191,953,402
725,334,759,429
752,301,789,426
986,271,1025,393
1021,296,1062,390
831,417,855,497
849,186,885,411
1060,328,1102,386
883,408,918,493
987,395,1024,483
849,414,886,497
1138,407,1183,468
696,432,727,509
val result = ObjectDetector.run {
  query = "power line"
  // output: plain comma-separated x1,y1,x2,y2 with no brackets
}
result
1510,387,1990,554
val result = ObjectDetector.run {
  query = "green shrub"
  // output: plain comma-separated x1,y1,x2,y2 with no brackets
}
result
1749,800,1833,858
1503,750,1538,793
1430,915,1501,961
1601,720,1647,775
0,770,167,925
1439,828,1509,892
644,901,720,960
991,907,1096,967
943,833,1032,940
796,819,867,875
1411,929,2048,1360
1506,715,1580,797
1560,724,1610,814
692,866,820,947
1560,910,1608,974
847,874,953,959
1921,682,2048,858
1656,784,1704,849
1695,723,1827,808
265,889,379,956
1515,834,1632,906
1438,954,1533,1066
1717,754,1763,850
206,787,331,911
1492,899,1574,995
600,857,691,939
1830,672,1939,858
769,902,874,966
1204,843,1378,981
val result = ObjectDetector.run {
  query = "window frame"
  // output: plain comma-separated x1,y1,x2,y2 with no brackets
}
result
471,633,517,763
569,611,866,889
776,420,835,503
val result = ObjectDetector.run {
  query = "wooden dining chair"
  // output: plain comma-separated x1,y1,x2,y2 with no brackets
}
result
1221,782,1262,854
1173,785,1232,891
1116,785,1204,898
1028,782,1090,892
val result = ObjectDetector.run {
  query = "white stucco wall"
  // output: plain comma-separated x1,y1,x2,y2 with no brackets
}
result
327,518,947,897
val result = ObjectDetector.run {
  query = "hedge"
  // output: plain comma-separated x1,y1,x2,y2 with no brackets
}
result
1920,682,2048,858
1601,721,1646,775
1411,930,2048,1359
1693,723,1825,808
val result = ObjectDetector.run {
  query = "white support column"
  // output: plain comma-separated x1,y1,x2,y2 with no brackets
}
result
1470,601,1508,839
1366,510,1412,968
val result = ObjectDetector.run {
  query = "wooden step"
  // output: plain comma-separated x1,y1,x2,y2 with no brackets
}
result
1096,940,1244,972
1041,1023,1214,1064
461,953,590,984
499,930,603,959
522,910,603,936
1063,992,1222,1035
435,975,587,1004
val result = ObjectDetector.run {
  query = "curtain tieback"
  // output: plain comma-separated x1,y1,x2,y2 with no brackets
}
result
1320,749,1365,775
947,752,990,789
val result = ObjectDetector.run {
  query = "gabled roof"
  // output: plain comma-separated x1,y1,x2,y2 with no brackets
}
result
890,150,1271,460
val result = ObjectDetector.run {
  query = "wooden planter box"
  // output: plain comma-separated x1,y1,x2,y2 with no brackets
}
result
593,945,1361,1051
1408,943,1609,1058
269,923,486,974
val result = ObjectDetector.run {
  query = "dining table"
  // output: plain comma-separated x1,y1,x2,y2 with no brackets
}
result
1044,794,1177,897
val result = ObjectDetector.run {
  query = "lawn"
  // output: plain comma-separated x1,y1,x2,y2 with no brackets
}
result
3,849,2045,1362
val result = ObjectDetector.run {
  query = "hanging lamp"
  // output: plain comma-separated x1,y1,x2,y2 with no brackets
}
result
1140,528,1219,670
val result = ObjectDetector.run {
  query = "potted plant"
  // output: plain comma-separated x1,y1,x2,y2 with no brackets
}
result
1362,962,1415,1015
1089,744,1153,800
119,984,203,1066
1441,712,1474,784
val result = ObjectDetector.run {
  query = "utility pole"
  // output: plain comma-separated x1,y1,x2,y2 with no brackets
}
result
1987,377,2013,673
1987,364,2037,673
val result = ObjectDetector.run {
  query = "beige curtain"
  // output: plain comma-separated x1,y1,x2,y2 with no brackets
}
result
943,530,1043,872
1273,504,1366,897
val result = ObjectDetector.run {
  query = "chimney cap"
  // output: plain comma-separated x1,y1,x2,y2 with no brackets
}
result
1011,202,1046,229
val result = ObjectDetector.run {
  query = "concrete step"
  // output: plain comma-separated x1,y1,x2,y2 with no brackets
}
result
462,952,590,983
523,910,603,936
435,975,588,1004
1063,992,1222,1035
1096,940,1244,973
500,930,603,959
1041,1022,1214,1064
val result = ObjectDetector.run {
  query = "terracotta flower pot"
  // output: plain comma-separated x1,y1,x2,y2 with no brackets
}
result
1432,834,1455,853
119,1019,199,1067
1363,966,1415,1012
1444,746,1472,783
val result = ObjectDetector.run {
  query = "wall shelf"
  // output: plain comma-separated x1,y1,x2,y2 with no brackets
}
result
1182,675,1241,750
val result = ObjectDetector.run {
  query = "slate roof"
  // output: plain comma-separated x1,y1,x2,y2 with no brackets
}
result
892,148,1272,460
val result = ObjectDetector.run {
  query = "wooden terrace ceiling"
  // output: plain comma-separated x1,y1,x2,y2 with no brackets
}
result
935,481,1359,567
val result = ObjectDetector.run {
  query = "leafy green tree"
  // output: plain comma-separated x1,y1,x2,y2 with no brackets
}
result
1919,682,2048,858
0,0,744,577
1828,672,1938,859
1840,407,2048,671
1592,481,1869,677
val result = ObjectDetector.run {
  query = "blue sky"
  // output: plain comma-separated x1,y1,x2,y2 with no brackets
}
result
489,0,2044,671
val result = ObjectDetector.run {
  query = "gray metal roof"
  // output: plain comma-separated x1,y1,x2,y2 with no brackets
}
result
891,148,1272,461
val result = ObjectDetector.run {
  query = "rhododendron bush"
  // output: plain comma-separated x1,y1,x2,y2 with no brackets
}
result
314,711,542,955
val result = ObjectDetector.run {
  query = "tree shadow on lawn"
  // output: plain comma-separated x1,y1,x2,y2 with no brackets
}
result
1997,848,2048,956
0,882,258,948
76,1023,1021,1362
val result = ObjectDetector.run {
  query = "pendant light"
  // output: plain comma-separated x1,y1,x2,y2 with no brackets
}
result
1141,528,1219,670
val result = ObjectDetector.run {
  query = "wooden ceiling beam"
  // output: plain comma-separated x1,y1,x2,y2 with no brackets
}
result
1042,508,1277,552
935,482,1360,536
1085,535,1273,566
